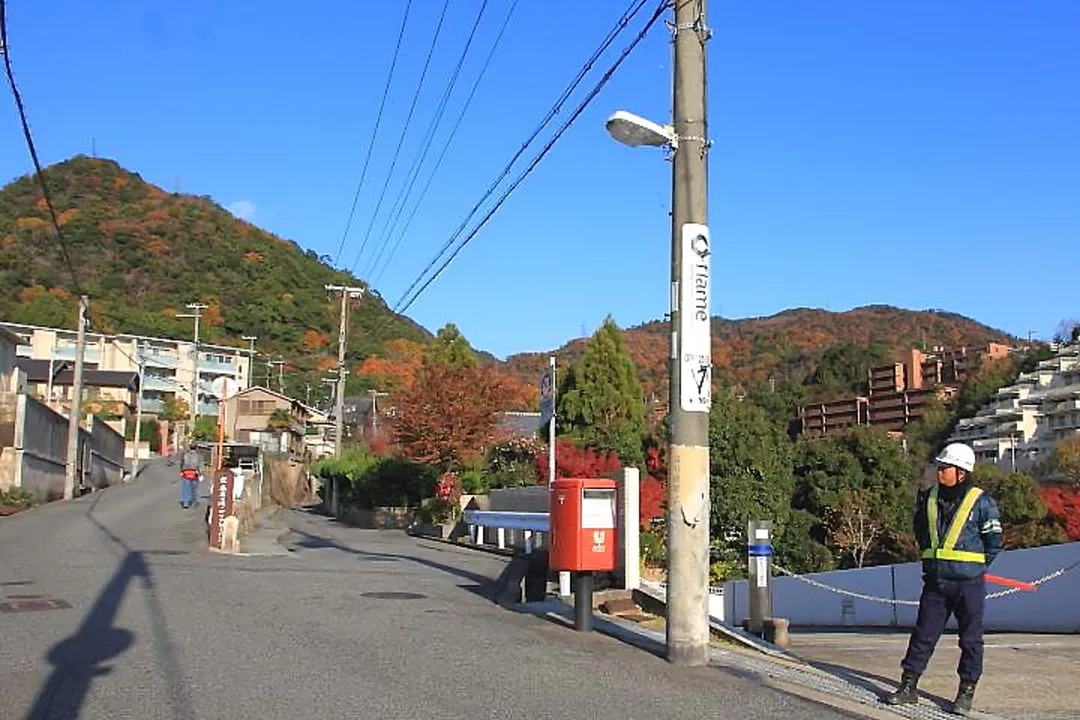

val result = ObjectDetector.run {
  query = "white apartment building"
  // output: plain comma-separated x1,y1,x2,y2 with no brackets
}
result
950,342,1080,471
1,321,253,417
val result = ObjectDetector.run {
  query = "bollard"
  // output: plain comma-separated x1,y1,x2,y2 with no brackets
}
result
574,571,594,632
746,520,773,635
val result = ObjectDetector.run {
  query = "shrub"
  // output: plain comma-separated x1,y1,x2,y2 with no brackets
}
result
0,487,33,509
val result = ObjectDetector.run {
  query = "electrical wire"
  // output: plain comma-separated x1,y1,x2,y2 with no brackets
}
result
389,0,654,309
394,0,670,315
331,0,414,267
0,0,85,299
352,0,491,278
369,0,521,288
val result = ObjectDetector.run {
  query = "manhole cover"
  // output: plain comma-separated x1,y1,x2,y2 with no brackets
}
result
360,592,426,600
0,598,73,613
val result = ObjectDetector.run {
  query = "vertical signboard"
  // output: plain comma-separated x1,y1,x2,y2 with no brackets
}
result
208,468,235,550
679,223,711,412
539,364,554,425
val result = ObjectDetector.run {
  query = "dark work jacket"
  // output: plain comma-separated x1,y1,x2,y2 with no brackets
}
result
913,482,1004,581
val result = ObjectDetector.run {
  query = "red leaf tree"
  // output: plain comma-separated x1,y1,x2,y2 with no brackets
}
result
1040,485,1080,541
536,438,664,530
392,360,514,473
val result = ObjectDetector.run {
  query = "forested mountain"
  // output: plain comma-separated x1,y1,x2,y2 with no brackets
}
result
0,156,427,384
506,306,1017,401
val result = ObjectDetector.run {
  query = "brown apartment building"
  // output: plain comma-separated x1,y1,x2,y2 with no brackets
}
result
797,343,1010,436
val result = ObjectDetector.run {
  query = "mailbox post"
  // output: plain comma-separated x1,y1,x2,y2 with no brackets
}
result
550,478,618,632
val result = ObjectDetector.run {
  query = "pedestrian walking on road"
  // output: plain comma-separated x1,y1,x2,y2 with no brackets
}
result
885,442,1003,716
179,441,202,509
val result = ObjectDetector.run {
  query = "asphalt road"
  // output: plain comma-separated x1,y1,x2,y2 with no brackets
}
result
0,460,860,720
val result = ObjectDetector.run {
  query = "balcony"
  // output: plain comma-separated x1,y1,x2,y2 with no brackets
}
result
990,421,1024,437
199,356,239,374
140,397,164,413
140,351,179,369
1047,399,1080,415
198,400,220,416
143,374,180,392
54,346,101,364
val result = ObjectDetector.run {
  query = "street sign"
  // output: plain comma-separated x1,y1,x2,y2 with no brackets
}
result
679,223,711,413
539,365,554,424
208,468,235,550
211,376,240,400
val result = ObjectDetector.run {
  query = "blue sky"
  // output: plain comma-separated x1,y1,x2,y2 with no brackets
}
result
1,1,1077,358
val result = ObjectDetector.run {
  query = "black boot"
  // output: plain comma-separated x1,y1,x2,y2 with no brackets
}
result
884,672,920,705
952,680,976,716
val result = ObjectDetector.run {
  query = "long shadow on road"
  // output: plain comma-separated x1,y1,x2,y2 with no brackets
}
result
25,493,196,720
285,527,499,596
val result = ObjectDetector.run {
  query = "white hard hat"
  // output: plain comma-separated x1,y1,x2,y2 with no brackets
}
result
935,442,976,473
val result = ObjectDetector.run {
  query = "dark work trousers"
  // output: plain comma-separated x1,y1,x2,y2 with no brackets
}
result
901,574,986,683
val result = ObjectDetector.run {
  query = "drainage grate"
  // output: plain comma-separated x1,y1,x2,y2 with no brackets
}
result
0,598,73,613
6,594,45,600
360,591,426,600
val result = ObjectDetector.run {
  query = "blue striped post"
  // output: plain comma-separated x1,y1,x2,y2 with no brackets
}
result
747,520,773,635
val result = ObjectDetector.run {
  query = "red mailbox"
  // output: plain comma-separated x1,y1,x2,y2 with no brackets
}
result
549,477,618,572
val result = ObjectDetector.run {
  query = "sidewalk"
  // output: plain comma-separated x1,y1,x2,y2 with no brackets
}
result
787,629,1080,719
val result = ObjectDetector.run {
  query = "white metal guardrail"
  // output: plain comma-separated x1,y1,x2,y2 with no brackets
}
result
462,510,549,552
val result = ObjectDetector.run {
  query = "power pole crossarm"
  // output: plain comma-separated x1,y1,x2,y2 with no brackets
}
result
63,295,89,499
325,284,364,457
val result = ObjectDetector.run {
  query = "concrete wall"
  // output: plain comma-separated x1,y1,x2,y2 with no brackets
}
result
724,541,1080,633
88,416,125,489
15,393,69,502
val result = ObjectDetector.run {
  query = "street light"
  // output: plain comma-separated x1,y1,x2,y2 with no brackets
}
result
604,110,677,149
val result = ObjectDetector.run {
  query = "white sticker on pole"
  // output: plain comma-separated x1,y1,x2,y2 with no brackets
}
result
756,557,768,588
679,223,711,413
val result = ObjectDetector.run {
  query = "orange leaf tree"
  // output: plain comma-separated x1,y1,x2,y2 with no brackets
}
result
392,360,514,473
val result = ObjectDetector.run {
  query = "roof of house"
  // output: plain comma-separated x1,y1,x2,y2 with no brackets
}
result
16,358,139,389
229,385,327,421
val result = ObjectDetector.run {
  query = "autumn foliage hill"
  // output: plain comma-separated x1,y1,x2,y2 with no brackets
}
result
0,156,428,382
504,306,1016,401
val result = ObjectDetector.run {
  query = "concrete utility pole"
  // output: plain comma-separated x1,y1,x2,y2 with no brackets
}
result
242,335,257,387
178,302,207,436
131,339,147,479
325,284,364,457
666,0,712,667
271,359,285,394
63,295,89,500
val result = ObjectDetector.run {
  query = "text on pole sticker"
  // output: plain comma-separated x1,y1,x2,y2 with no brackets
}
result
756,556,768,588
679,223,711,413
754,528,770,540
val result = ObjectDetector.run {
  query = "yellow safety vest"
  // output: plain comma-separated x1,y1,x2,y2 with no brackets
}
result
922,485,986,564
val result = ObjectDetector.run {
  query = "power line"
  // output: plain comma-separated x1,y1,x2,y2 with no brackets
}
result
0,0,84,298
394,0,670,316
353,0,491,278
348,0,458,276
369,0,521,288
390,0,654,309
331,0,414,267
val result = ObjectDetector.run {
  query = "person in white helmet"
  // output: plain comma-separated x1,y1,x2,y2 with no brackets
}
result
885,442,1003,716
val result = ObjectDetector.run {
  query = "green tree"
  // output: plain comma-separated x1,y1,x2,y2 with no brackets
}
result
806,342,890,399
159,395,190,423
793,427,916,567
708,389,802,562
191,415,218,441
557,316,645,465
426,323,477,367
972,465,1066,549
1045,436,1080,486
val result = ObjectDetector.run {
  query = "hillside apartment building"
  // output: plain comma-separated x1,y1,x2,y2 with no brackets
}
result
796,343,1011,436
0,320,252,421
948,341,1080,471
